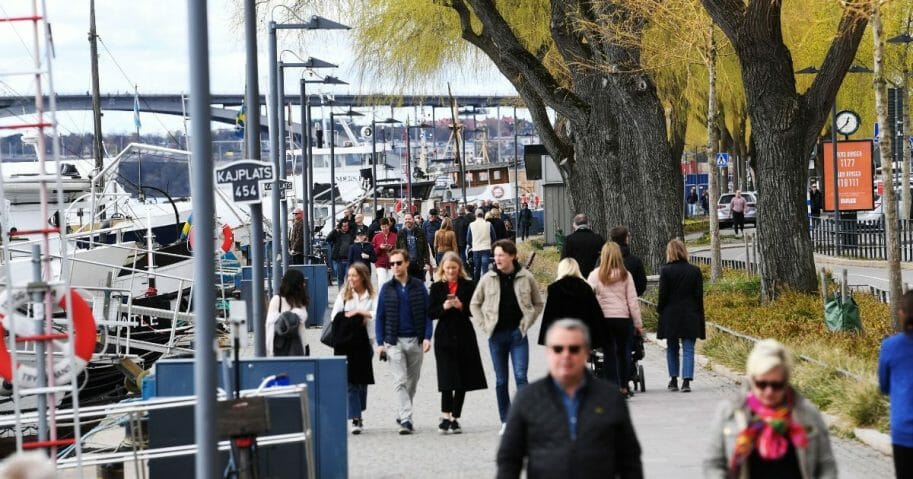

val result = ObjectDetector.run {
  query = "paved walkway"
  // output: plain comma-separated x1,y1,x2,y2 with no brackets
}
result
324,316,893,478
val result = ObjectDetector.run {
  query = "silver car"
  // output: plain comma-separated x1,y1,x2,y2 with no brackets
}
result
717,191,758,227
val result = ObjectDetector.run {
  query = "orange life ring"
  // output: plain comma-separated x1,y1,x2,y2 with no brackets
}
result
189,224,234,253
0,287,96,387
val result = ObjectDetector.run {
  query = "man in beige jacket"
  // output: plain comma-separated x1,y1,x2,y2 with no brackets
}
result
470,239,544,434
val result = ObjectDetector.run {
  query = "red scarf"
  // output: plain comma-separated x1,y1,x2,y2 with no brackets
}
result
447,281,458,296
729,390,808,475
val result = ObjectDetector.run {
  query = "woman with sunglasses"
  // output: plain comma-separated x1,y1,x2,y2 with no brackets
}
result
879,290,913,478
704,339,836,479
428,252,487,434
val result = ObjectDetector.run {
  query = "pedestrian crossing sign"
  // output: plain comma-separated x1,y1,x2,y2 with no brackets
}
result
715,152,730,168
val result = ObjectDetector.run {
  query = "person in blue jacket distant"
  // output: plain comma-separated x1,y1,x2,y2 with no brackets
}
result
879,290,913,478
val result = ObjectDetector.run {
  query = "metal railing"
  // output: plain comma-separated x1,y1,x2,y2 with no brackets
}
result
809,216,913,261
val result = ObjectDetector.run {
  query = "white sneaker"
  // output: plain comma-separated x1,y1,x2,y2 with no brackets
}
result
351,419,362,435
499,423,506,436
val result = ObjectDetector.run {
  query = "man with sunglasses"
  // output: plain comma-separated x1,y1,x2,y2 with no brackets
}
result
375,249,433,435
497,319,643,479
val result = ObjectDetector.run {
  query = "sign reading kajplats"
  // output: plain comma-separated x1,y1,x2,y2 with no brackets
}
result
215,160,274,204
821,140,875,212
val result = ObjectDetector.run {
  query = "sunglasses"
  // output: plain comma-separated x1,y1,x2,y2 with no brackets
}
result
548,344,585,355
389,260,405,266
752,379,787,391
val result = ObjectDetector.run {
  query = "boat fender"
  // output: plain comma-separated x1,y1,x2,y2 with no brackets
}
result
188,224,234,253
0,287,96,388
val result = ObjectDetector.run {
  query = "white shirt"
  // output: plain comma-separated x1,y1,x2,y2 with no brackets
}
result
330,289,377,342
265,295,309,357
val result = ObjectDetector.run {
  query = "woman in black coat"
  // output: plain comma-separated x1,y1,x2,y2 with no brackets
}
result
657,239,705,393
429,252,487,434
538,258,605,349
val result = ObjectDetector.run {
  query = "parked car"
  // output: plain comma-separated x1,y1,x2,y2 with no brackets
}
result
717,191,758,227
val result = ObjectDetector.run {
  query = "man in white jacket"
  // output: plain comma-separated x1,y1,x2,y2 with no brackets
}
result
467,210,496,283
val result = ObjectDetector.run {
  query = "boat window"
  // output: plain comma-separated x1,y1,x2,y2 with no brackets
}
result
313,155,329,169
493,170,502,180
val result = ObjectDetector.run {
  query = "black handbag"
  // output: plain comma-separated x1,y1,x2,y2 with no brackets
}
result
320,314,337,347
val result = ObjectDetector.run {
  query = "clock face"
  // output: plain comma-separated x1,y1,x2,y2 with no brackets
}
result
835,110,860,135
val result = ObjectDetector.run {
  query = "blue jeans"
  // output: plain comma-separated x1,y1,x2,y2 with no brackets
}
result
666,338,696,379
488,327,529,422
333,260,349,285
472,250,491,283
347,383,368,419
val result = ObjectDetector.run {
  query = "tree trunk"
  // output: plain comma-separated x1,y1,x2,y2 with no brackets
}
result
563,74,681,273
707,29,722,282
873,7,903,331
702,0,867,295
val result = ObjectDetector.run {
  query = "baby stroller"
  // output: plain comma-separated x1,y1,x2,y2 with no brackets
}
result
629,332,646,393
588,332,646,393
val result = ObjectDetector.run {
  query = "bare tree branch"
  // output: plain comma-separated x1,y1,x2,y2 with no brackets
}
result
457,0,589,122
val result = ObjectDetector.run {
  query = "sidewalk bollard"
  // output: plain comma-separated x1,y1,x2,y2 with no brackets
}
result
820,268,827,304
744,234,751,274
841,268,848,303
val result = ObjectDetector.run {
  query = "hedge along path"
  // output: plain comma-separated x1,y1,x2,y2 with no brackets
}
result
637,297,871,385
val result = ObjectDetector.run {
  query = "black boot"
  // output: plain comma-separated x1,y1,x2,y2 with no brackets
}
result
667,378,678,392
681,379,692,393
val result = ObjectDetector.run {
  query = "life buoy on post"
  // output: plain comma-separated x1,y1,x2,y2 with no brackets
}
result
189,224,234,254
0,287,96,388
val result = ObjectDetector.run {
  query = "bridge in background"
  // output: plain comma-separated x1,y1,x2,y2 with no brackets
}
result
0,93,523,133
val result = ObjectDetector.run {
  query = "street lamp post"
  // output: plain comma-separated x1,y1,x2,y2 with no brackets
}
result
371,115,402,216
329,107,364,224
798,64,873,256
405,122,432,213
888,30,913,220
267,14,348,293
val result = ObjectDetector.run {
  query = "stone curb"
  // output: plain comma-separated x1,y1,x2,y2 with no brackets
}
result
643,333,893,457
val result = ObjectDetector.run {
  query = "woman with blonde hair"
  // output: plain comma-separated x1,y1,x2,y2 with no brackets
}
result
704,339,836,478
434,217,458,265
330,262,377,434
429,252,487,433
538,258,605,348
657,238,705,393
587,241,641,396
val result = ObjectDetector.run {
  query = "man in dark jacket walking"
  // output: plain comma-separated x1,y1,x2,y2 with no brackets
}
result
561,214,605,278
497,319,643,479
609,225,647,296
455,205,475,261
518,203,533,241
396,213,430,281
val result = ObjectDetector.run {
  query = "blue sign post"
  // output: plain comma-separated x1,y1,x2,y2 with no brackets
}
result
716,152,730,168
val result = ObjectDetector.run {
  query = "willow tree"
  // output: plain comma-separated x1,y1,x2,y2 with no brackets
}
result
699,0,871,294
270,0,683,270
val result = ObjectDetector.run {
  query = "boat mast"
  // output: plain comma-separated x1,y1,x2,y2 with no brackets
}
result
88,0,104,182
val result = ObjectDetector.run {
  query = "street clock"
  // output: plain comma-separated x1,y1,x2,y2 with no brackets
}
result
835,110,861,136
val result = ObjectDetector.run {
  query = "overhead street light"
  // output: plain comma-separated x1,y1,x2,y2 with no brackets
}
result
276,53,339,271
267,13,349,295
329,105,364,225
372,115,402,217
299,73,346,261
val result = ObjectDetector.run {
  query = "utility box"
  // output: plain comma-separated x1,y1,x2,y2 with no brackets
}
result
289,264,329,327
150,357,347,479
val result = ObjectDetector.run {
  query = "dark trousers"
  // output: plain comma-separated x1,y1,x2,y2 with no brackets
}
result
519,224,530,241
895,444,913,479
441,390,466,418
732,211,745,234
603,318,634,387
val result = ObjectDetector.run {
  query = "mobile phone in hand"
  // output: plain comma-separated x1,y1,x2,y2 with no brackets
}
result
379,351,388,362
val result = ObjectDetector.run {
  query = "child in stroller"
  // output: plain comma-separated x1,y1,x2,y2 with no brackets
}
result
589,331,646,394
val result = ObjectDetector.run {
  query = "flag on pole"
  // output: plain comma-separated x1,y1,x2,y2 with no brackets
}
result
133,86,142,131
235,97,246,138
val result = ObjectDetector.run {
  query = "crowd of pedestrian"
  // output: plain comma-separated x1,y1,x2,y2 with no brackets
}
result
273,204,908,479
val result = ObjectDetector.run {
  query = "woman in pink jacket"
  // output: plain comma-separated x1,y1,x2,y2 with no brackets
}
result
587,241,642,397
